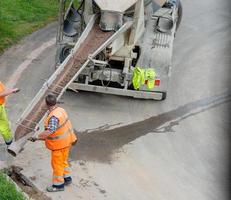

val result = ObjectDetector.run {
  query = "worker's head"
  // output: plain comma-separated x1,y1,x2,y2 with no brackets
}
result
45,93,57,108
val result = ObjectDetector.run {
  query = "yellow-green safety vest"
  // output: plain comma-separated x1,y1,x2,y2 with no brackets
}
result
132,66,156,90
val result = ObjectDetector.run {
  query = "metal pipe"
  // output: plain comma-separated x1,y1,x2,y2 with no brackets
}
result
7,131,35,157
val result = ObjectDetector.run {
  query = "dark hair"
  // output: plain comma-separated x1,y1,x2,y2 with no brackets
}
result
45,93,57,107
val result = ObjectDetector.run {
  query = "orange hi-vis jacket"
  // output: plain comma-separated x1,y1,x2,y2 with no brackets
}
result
0,82,6,105
44,107,77,151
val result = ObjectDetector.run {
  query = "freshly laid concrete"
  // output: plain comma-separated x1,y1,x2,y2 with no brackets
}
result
0,0,230,199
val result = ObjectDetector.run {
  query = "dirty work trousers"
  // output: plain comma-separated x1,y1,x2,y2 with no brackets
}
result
51,146,71,187
0,104,13,145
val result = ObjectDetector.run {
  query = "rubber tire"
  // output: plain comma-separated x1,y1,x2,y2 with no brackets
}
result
58,45,73,63
176,0,183,31
161,91,167,100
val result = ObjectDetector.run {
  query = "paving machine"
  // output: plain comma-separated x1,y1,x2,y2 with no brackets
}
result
8,0,182,156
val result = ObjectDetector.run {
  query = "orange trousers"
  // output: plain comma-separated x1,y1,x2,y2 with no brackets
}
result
51,147,71,186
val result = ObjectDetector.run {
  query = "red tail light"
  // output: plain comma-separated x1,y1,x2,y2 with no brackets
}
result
144,79,160,86
155,79,160,86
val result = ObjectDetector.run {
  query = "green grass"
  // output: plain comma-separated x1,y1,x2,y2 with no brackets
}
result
0,0,60,53
0,172,26,200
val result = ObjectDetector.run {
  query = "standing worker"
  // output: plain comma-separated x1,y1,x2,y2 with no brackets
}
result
0,81,19,147
29,93,77,192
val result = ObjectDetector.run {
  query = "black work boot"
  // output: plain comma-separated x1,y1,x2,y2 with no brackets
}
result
64,177,72,186
46,185,64,192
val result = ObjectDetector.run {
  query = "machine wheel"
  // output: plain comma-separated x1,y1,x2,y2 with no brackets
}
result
161,91,167,100
156,91,167,101
58,45,73,63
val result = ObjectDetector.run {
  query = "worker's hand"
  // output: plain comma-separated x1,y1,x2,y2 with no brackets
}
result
72,139,77,146
34,125,40,132
8,88,20,94
12,88,20,93
28,137,38,142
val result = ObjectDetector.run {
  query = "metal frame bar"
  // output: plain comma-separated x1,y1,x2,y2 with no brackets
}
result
20,119,38,125
15,122,35,132
69,83,164,100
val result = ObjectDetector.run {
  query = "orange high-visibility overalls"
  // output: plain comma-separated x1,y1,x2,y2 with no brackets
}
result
44,107,77,187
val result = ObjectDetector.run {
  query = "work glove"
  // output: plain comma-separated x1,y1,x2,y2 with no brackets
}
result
28,137,38,142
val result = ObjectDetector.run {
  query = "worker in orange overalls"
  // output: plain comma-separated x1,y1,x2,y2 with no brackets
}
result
29,93,77,192
0,81,19,146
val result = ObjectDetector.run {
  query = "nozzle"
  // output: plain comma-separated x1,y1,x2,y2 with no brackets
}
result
7,132,34,157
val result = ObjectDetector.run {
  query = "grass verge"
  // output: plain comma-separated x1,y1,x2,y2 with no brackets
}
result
0,172,26,200
0,0,59,54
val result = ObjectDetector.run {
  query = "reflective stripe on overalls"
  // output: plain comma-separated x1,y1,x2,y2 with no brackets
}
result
47,128,73,141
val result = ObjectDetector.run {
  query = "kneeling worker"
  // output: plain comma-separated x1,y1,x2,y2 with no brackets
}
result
29,93,77,192
0,81,19,146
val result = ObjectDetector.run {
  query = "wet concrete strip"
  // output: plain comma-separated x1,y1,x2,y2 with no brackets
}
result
70,92,231,163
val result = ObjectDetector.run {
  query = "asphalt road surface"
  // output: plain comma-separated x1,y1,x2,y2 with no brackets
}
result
0,0,230,199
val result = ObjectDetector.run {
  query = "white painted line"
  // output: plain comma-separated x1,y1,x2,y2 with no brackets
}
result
6,37,56,88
